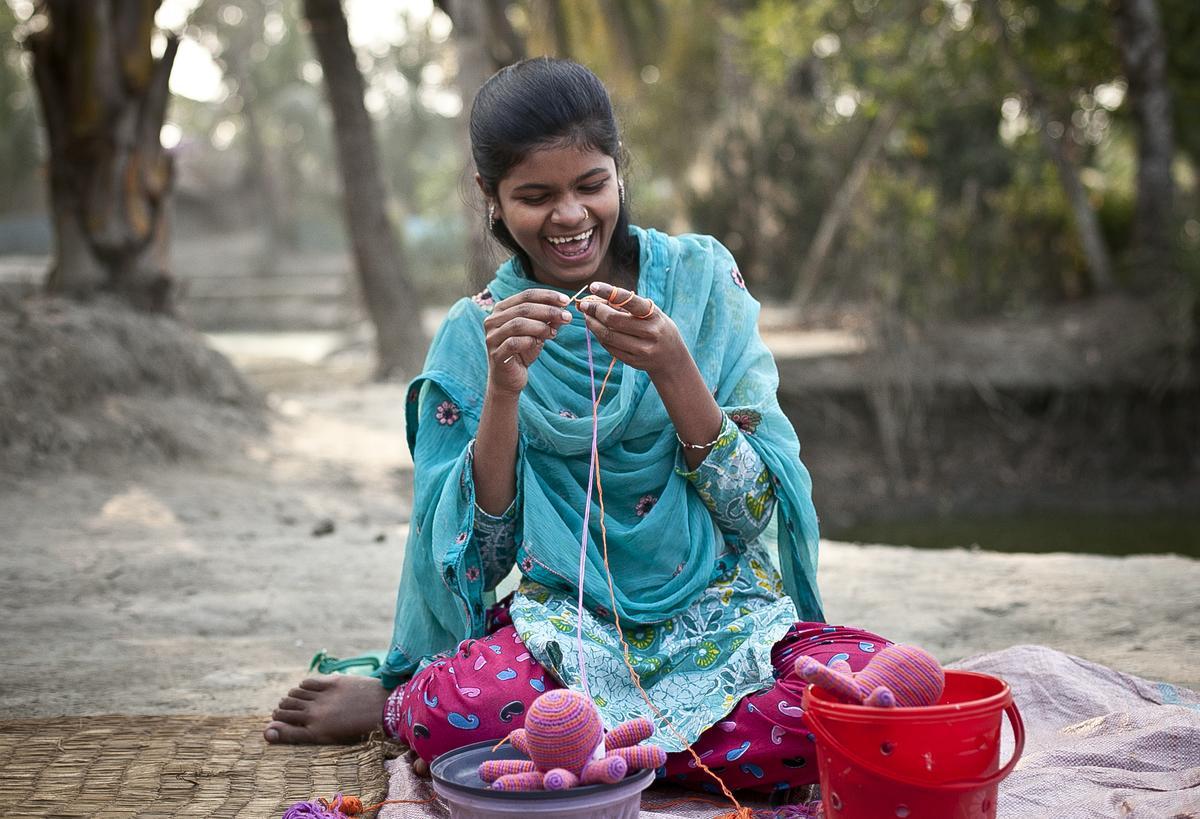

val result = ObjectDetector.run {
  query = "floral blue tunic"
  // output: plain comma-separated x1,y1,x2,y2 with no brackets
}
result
434,379,797,751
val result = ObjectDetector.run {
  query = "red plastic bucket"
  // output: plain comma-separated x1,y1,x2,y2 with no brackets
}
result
802,670,1024,819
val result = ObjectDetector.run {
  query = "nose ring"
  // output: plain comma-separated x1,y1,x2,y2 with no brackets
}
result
582,206,590,221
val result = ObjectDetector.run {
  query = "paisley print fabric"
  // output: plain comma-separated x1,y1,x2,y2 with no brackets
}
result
510,537,793,752
382,619,892,794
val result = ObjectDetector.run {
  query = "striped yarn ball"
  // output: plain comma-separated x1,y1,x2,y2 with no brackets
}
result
525,689,604,774
857,645,945,707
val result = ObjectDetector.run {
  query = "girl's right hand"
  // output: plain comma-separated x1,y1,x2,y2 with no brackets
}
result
484,289,574,396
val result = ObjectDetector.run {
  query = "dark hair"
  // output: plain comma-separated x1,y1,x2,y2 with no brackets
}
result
469,57,638,278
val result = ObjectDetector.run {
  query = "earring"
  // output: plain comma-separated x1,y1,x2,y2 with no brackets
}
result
618,179,626,205
487,203,496,231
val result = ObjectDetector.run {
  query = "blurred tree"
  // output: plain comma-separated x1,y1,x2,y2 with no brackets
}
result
0,4,42,220
1112,0,1176,277
1161,0,1200,167
788,101,900,311
986,0,1114,293
303,0,427,379
433,0,525,286
27,0,179,311
190,1,297,271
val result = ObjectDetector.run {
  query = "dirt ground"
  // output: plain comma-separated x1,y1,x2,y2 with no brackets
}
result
2,351,1198,722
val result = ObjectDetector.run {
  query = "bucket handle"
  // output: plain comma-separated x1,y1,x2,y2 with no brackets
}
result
806,700,1025,793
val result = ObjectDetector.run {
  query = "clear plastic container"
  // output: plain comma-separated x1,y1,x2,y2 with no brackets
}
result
430,739,656,819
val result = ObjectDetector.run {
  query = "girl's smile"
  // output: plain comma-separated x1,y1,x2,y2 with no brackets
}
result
491,142,623,290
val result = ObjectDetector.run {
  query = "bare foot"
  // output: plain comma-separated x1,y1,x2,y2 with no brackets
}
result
263,674,390,745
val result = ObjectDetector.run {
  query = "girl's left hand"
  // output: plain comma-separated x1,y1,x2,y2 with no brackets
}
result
578,282,688,377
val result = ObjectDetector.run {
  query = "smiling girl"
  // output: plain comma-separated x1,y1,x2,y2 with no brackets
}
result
265,57,893,796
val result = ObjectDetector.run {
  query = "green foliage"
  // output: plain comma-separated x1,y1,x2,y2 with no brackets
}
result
1,0,1196,318
1161,0,1200,165
674,0,1197,317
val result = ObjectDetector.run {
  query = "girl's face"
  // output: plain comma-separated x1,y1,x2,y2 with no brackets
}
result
491,142,622,290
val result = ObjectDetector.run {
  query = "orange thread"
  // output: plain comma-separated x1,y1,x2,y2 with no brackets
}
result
316,793,438,816
632,299,656,319
587,358,752,819
360,796,438,814
608,290,637,308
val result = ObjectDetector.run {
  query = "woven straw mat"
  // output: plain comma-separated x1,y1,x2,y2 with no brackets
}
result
0,715,398,818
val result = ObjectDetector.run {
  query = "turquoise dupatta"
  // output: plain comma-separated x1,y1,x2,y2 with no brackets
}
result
380,227,822,688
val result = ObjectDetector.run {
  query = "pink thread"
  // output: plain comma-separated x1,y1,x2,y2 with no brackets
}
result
575,326,600,701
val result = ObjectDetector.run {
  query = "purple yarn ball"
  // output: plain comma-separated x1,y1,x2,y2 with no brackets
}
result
281,800,337,819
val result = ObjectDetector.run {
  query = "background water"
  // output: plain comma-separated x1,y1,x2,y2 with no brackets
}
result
830,512,1200,558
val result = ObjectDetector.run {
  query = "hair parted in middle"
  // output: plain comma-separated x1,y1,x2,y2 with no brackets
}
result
469,57,638,278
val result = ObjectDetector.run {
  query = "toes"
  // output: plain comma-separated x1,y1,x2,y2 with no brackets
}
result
288,687,319,701
299,676,334,692
272,708,309,726
264,720,315,745
278,696,310,711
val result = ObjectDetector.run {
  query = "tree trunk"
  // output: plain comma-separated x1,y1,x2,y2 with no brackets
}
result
217,1,296,272
304,0,428,380
436,0,505,287
788,103,900,311
986,0,1116,294
239,100,296,273
1034,117,1117,293
1112,0,1176,276
483,0,526,67
28,0,178,312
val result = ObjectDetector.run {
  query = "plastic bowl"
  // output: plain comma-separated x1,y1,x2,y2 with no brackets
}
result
430,739,656,819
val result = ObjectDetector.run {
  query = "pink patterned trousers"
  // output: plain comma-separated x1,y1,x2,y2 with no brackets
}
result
383,619,890,794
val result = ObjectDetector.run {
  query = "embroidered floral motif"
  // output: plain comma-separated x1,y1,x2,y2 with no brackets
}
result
520,556,534,572
695,640,721,668
558,409,578,419
728,409,762,434
465,565,480,582
635,494,658,517
454,531,468,545
632,655,662,674
629,626,657,650
730,267,746,289
471,288,496,311
435,401,461,425
506,538,796,748
745,469,776,522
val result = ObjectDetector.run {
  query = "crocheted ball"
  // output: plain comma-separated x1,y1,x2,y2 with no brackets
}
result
524,689,604,773
857,645,945,707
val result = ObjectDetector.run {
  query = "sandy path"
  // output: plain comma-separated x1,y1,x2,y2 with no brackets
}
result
1,384,1196,719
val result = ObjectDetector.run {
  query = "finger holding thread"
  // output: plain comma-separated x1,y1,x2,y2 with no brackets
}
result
579,297,657,339
582,296,687,377
485,291,572,393
495,334,544,368
588,281,656,320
